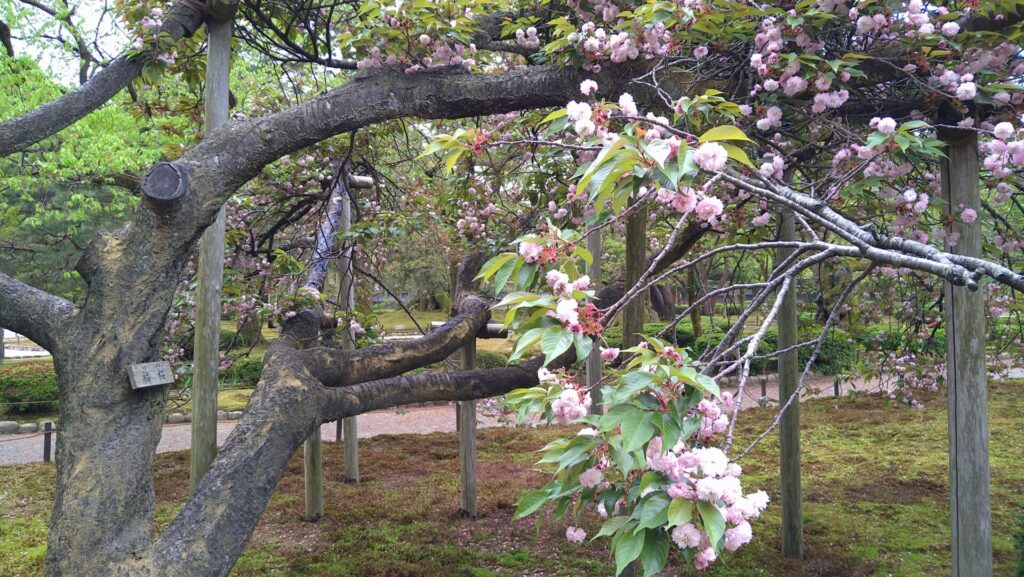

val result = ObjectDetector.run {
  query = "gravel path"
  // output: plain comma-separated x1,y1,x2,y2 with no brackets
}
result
4,368,1020,466
0,404,506,466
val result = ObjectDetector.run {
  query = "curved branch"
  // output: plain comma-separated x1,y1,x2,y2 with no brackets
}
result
301,294,491,387
320,358,542,421
0,0,206,157
0,272,76,351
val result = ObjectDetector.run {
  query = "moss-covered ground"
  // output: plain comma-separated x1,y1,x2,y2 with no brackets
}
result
2,381,1022,576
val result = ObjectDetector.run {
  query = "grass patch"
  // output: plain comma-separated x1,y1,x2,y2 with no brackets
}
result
2,381,1022,576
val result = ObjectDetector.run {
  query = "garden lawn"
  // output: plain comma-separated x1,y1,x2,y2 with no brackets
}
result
1,381,1022,577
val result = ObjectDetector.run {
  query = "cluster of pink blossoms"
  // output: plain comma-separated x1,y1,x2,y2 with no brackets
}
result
131,6,176,65
652,185,724,225
644,437,769,569
538,368,592,424
355,29,477,72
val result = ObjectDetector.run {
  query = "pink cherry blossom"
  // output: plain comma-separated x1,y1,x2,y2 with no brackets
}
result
565,526,587,544
519,242,542,263
961,208,978,223
695,196,725,221
579,467,603,488
876,117,897,135
694,142,728,172
672,523,703,549
580,79,598,96
600,347,620,361
993,122,1014,140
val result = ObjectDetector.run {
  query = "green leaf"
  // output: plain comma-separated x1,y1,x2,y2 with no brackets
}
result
541,326,574,366
510,327,546,361
722,143,755,168
667,498,693,528
693,374,720,398
477,252,516,281
611,371,659,404
639,529,670,577
541,108,568,124
514,489,549,519
574,332,594,363
492,257,518,295
697,501,726,547
595,516,632,539
637,494,671,530
698,125,752,143
613,525,645,575
621,408,656,453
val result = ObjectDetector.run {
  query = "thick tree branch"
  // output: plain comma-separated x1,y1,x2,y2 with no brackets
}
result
301,294,490,387
0,272,75,351
320,359,542,421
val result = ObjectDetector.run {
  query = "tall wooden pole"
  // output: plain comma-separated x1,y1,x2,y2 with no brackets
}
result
458,338,477,517
940,128,991,577
339,189,359,483
190,15,232,493
303,424,323,521
777,206,803,559
585,230,603,414
622,205,647,350
620,202,646,577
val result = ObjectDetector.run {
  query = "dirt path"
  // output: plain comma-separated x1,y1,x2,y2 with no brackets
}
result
0,404,511,466
4,368,1019,466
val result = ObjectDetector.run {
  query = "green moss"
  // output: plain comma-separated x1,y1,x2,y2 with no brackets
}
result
1,381,1022,577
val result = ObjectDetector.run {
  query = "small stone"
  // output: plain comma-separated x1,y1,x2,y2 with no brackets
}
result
0,421,19,434
227,411,242,420
184,413,192,422
167,413,186,424
217,410,227,421
18,423,38,434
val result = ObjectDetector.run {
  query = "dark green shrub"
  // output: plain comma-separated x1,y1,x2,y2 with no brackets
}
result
226,356,263,387
603,322,669,348
735,327,855,376
0,362,59,414
475,350,509,369
692,331,727,357
177,329,240,360
856,325,945,356
724,303,745,315
1015,502,1024,577
798,310,818,326
218,329,238,351
805,328,856,374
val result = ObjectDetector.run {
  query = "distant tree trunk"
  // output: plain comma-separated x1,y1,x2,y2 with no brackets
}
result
236,315,265,347
0,20,13,57
649,284,675,321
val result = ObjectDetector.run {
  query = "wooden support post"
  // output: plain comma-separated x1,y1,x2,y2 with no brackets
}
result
458,337,477,518
620,203,646,577
338,188,359,484
303,424,324,521
777,206,803,559
189,16,232,494
586,229,603,414
623,205,647,350
940,128,991,577
43,421,52,463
